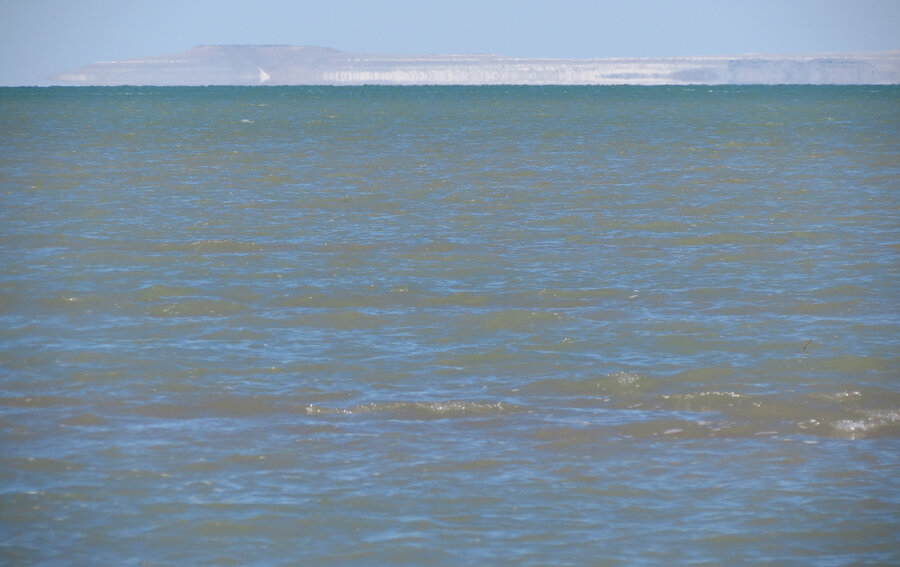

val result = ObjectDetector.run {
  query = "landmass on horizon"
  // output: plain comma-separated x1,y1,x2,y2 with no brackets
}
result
50,45,900,86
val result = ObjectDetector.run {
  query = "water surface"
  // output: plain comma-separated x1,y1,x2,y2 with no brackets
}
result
1,86,898,565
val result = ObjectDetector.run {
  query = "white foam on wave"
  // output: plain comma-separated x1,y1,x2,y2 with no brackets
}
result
832,409,900,439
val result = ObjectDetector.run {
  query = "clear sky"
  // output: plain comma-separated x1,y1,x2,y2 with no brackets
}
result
1,0,898,85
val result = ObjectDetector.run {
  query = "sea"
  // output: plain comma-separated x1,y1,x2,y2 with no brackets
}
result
1,85,898,566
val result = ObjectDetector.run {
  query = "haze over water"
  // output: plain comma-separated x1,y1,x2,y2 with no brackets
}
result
1,85,898,565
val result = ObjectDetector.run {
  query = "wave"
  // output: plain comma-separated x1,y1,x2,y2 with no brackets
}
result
523,373,900,440
304,400,523,419
28,372,896,439
157,239,265,253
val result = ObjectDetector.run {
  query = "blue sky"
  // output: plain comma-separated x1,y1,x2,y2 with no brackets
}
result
1,0,898,85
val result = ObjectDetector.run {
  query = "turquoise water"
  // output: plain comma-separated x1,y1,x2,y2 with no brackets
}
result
1,86,898,565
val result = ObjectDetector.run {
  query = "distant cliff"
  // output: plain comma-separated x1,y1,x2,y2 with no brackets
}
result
50,45,900,86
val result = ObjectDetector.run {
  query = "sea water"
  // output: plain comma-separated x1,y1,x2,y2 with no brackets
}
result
0,86,898,565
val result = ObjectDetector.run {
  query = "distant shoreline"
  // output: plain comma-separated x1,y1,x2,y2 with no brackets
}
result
49,45,900,87
11,84,900,90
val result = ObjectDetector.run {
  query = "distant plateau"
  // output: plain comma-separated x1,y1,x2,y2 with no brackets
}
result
51,45,900,86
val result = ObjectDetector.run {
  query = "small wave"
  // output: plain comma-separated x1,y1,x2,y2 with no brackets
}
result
478,309,566,331
524,373,899,440
785,300,860,316
269,293,392,309
828,409,900,439
40,293,106,310
147,299,246,318
536,287,629,303
13,457,85,473
136,284,204,301
158,239,264,253
525,372,660,397
655,387,900,439
420,292,491,307
0,395,81,408
60,413,105,426
660,391,749,413
304,400,521,419
812,284,871,299
613,419,716,440
671,232,789,246
628,221,694,232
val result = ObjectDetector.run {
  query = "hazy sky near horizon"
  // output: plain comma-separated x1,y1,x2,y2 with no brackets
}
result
1,0,898,85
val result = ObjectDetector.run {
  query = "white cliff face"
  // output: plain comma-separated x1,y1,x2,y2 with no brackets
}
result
49,46,900,86
321,60,723,85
